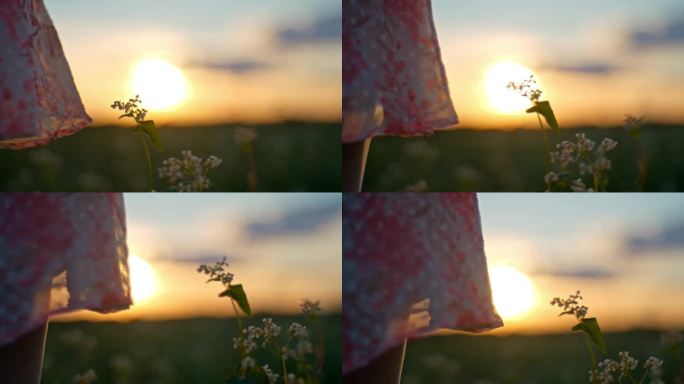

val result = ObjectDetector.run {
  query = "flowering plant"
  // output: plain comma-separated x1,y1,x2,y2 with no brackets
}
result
551,291,666,384
198,257,323,384
111,95,163,191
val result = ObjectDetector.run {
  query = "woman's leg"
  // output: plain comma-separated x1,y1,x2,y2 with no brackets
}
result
342,138,371,192
343,339,407,384
0,321,48,384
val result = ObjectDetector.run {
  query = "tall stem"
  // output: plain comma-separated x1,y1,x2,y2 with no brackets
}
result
137,135,154,191
230,299,245,360
585,334,598,384
537,113,552,173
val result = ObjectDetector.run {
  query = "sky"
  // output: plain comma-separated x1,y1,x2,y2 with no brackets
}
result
45,0,341,125
477,193,684,334
433,0,684,128
54,193,342,322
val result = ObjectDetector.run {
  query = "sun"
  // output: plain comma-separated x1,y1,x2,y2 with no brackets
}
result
130,58,188,111
489,265,536,320
128,254,159,304
483,61,538,115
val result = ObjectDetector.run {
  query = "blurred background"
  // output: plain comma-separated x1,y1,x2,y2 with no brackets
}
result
0,0,341,191
44,193,342,383
402,193,684,383
362,0,684,191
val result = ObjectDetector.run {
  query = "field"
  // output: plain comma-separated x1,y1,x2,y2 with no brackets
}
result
363,126,684,192
0,122,341,192
402,330,682,384
42,315,341,384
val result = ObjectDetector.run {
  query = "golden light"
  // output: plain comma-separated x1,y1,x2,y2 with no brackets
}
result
128,254,159,304
130,58,188,110
489,265,536,320
484,61,538,114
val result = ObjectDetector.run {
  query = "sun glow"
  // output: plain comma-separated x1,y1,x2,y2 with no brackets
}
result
489,265,536,320
130,58,188,111
484,61,538,115
128,254,159,305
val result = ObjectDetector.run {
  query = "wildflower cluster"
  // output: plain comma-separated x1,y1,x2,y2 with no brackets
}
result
234,127,258,146
158,150,222,192
623,114,645,135
72,369,97,384
507,75,543,103
550,290,588,320
197,256,234,286
545,134,618,192
111,95,147,123
589,353,663,384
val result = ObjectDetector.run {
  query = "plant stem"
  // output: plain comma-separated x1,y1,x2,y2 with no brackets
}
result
281,355,289,384
537,113,552,173
136,134,154,191
593,173,600,192
230,299,246,361
584,334,598,384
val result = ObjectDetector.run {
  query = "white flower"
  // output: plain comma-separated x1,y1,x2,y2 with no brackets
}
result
262,365,279,384
571,178,593,192
598,138,618,153
623,114,644,133
158,150,223,192
575,133,596,152
618,351,638,372
544,171,559,185
234,127,258,145
241,356,256,370
288,322,307,338
593,156,612,173
301,299,321,316
262,318,282,339
72,369,97,384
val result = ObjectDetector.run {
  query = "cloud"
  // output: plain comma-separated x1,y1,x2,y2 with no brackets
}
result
630,17,684,48
277,13,341,46
545,62,621,75
624,219,684,254
534,267,615,279
189,59,272,75
246,201,340,239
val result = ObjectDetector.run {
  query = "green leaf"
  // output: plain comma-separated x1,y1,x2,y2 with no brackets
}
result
572,317,607,353
138,120,164,152
526,101,559,131
219,284,252,316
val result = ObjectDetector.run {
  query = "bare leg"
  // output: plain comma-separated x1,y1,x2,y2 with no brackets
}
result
0,321,48,384
343,339,407,384
342,138,371,192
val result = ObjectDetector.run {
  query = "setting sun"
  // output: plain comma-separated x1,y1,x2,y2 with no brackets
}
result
128,254,159,304
130,58,188,111
489,265,536,320
483,61,537,115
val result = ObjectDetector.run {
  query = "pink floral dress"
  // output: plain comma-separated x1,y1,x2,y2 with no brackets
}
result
343,0,458,143
0,193,131,346
343,193,502,374
0,0,91,150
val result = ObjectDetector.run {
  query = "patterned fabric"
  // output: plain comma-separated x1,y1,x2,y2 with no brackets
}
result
0,193,130,346
0,0,91,150
342,0,458,143
342,193,502,374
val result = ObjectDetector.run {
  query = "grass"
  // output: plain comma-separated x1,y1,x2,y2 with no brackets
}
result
362,125,684,192
0,122,341,192
402,330,680,384
43,315,341,384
